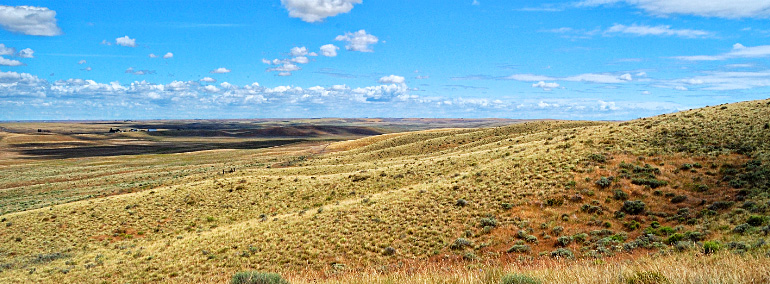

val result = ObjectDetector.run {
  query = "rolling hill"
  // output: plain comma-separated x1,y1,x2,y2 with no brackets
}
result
1,99,769,283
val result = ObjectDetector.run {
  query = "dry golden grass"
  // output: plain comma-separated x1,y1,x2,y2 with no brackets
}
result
0,99,769,283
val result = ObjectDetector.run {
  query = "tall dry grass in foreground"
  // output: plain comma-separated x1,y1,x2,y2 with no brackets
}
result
289,252,770,284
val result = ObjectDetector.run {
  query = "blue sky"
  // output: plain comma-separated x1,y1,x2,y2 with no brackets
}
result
1,0,769,120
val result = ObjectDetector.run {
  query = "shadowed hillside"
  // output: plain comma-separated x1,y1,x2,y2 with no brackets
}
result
1,100,769,283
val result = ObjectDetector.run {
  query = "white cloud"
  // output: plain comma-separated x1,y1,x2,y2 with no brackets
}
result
320,44,339,57
604,24,710,38
378,75,405,84
290,46,308,56
268,63,301,73
78,60,86,65
203,85,220,93
508,72,635,84
200,77,216,83
575,0,770,19
416,75,430,79
278,72,292,76
125,67,134,73
163,52,173,59
308,52,318,56
115,36,136,47
281,0,362,22
0,5,62,36
291,56,309,64
598,100,619,111
472,0,480,5
148,53,158,58
0,56,23,66
17,48,33,58
335,30,379,52
674,86,688,91
619,73,632,81
0,44,14,56
210,67,231,74
532,81,560,90
675,43,770,61
83,67,91,71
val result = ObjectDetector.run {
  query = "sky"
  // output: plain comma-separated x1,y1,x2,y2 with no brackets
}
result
1,0,770,120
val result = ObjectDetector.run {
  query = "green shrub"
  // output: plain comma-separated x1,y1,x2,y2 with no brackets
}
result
549,248,574,259
670,195,687,204
231,271,289,284
507,245,531,253
500,273,543,284
554,236,572,247
479,217,498,228
708,201,734,211
631,178,668,189
625,271,670,284
747,215,767,227
733,223,751,234
665,233,684,245
572,233,588,243
450,238,473,250
595,177,612,189
624,220,641,231
613,189,629,200
588,153,607,163
703,241,721,254
621,200,646,215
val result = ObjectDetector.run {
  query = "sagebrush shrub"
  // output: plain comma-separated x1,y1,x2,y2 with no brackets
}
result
231,271,289,284
500,273,543,284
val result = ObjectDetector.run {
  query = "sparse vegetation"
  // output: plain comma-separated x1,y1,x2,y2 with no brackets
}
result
2,99,770,283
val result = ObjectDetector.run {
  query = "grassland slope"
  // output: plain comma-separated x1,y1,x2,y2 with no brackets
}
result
0,99,769,283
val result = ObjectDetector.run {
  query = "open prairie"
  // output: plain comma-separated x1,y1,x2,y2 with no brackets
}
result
1,100,770,283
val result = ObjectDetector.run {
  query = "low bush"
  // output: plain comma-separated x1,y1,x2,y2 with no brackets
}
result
507,245,531,253
670,195,687,204
500,273,543,284
549,248,574,259
625,271,670,284
747,215,767,227
450,238,473,250
703,241,721,254
231,271,289,284
621,200,646,215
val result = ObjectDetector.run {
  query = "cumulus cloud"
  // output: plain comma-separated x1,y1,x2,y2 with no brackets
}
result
532,81,560,90
0,44,14,56
291,56,309,64
0,56,23,66
575,0,770,19
378,75,405,84
335,30,379,52
675,43,770,61
163,52,173,59
281,0,362,22
115,36,137,47
203,85,220,93
0,5,62,36
290,46,308,56
200,77,216,83
17,48,33,58
604,24,711,38
148,53,158,58
78,60,86,65
267,63,301,76
210,67,231,74
320,44,339,57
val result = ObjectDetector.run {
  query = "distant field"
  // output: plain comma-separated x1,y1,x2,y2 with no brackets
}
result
1,104,769,283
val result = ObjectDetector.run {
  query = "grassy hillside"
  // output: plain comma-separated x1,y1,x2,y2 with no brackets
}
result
1,100,769,283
